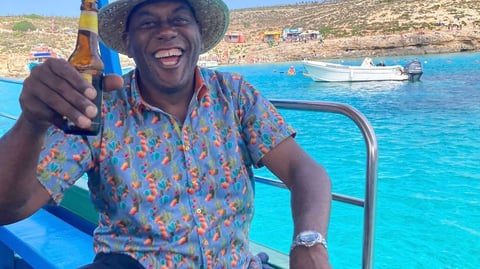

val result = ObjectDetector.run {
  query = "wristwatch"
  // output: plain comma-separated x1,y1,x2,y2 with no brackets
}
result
290,230,327,250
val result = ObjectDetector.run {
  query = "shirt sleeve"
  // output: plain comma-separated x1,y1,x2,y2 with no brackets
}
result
36,127,95,204
235,76,296,168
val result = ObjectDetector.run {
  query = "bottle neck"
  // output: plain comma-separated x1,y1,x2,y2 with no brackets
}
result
76,8,100,56
78,10,99,35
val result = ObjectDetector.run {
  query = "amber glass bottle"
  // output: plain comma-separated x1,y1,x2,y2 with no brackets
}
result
63,0,104,135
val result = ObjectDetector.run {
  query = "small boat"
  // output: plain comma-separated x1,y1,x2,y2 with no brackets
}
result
197,60,219,68
303,57,423,82
27,45,59,71
198,53,219,68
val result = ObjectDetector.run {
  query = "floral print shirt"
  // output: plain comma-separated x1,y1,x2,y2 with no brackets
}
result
37,67,295,269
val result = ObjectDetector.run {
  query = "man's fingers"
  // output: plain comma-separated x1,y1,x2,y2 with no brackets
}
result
20,58,99,130
103,74,124,92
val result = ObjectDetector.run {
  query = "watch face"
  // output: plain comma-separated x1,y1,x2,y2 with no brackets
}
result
292,231,327,250
299,231,320,244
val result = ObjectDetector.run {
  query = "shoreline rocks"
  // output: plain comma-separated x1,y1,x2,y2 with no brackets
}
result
1,26,478,79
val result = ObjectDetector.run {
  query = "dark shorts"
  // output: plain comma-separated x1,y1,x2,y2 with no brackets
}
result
77,252,144,269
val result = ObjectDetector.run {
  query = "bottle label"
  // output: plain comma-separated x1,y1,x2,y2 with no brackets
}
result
79,11,98,33
82,73,93,84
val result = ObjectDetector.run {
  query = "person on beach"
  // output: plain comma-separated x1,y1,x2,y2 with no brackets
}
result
0,0,332,268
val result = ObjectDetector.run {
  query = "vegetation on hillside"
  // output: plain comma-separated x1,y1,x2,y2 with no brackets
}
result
12,21,36,32
0,15,77,56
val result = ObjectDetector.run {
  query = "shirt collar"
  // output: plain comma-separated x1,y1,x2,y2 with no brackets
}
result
194,67,208,101
128,67,208,115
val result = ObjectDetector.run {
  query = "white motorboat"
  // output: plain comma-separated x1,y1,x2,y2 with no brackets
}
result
198,53,219,68
303,57,423,82
197,60,219,68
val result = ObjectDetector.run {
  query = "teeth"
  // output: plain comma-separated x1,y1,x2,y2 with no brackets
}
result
155,49,182,58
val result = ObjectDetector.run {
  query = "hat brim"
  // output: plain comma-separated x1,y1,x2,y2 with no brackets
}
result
98,0,229,55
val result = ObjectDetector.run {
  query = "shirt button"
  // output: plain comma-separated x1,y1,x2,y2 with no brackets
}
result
196,208,203,214
185,145,190,151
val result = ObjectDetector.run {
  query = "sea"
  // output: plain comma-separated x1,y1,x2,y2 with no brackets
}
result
1,52,479,269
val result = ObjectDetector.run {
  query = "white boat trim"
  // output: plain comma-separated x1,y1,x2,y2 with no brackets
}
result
197,60,219,68
303,60,409,82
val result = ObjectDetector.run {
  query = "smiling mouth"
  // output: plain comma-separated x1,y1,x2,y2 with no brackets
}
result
154,48,183,66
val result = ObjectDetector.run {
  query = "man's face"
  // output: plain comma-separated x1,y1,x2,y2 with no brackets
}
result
123,0,202,92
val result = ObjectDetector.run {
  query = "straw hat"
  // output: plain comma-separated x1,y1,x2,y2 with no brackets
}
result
98,0,230,55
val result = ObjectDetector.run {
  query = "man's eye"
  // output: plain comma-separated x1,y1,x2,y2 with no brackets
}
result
138,21,156,28
172,17,190,26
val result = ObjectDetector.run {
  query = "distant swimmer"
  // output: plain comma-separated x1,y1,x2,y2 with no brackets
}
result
287,65,296,76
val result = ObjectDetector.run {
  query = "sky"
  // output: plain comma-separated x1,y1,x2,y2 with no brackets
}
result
0,0,304,17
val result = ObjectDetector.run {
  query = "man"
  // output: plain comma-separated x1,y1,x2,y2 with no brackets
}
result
0,0,332,268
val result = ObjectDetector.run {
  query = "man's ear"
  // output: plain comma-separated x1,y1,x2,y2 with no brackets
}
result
122,32,133,58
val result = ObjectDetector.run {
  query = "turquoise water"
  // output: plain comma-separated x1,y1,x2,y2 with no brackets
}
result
1,52,479,268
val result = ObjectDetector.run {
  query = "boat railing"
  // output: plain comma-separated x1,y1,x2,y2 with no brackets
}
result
0,112,18,121
265,99,378,269
0,99,378,269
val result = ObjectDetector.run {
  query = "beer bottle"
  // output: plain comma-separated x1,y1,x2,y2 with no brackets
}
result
63,0,104,135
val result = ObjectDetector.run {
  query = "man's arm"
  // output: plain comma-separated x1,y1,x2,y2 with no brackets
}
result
0,115,52,224
0,59,122,225
261,136,332,269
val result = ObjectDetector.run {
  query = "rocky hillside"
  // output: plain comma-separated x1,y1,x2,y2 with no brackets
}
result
215,0,480,64
0,0,479,77
229,0,479,38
